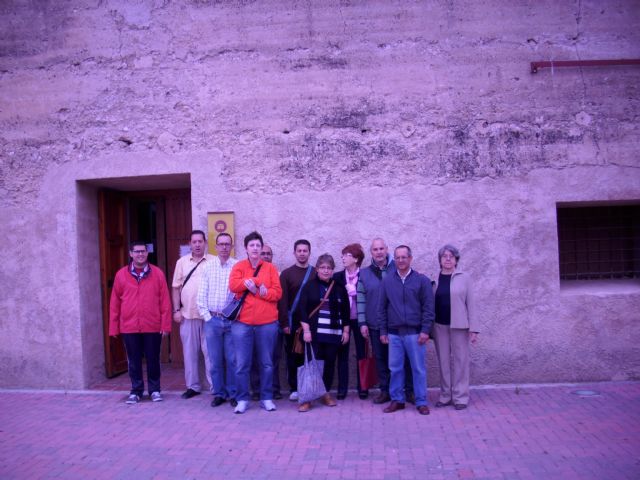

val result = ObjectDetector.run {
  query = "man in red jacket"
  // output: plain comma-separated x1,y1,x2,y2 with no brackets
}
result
109,241,172,404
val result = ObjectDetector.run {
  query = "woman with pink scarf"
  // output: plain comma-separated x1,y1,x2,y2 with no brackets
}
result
333,243,367,400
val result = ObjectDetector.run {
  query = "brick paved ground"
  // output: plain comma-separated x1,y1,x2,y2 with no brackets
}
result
1,382,638,480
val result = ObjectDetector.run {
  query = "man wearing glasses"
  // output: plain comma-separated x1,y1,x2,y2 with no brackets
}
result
197,233,239,408
109,241,172,404
171,230,216,400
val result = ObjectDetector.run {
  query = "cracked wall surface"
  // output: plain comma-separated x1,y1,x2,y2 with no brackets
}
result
0,0,639,389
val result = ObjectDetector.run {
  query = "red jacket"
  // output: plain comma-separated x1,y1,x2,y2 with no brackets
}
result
109,264,172,336
229,259,282,325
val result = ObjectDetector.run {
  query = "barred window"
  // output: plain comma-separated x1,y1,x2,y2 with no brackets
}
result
557,204,640,280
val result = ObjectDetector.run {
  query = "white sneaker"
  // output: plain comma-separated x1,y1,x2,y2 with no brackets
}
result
150,391,163,402
234,400,249,414
289,391,299,401
125,394,140,404
261,400,277,411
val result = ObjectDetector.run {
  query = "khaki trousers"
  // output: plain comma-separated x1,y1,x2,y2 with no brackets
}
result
180,318,212,393
433,323,470,406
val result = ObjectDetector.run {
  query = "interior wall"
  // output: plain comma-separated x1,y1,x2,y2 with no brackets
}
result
76,182,105,388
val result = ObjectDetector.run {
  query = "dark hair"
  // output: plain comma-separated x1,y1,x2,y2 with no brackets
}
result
244,231,263,248
129,240,147,250
294,239,311,251
394,245,412,257
342,243,365,267
316,253,335,270
216,232,232,244
190,230,206,241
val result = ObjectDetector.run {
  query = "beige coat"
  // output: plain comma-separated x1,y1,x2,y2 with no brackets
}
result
433,270,479,333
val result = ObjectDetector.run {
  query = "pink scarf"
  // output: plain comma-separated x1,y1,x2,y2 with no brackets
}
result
345,268,359,319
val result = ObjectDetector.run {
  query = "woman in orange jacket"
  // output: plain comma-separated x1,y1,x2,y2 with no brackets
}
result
229,231,282,414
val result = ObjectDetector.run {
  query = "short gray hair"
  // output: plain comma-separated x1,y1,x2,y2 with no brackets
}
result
438,244,460,265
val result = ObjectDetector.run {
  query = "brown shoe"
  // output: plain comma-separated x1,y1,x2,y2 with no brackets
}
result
383,401,405,413
321,393,337,407
417,405,430,415
298,402,311,412
373,391,391,404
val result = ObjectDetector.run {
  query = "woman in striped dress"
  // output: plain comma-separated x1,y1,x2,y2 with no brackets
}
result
296,254,351,412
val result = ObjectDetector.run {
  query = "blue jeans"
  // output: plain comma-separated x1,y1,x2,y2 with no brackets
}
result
232,320,278,401
389,333,428,406
204,316,236,400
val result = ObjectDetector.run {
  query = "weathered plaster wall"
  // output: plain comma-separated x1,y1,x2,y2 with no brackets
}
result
0,0,639,389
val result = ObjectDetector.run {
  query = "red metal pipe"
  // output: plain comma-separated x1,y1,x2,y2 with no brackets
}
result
530,59,640,73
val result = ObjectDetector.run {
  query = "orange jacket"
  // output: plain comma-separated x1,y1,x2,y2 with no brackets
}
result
109,264,172,336
229,259,282,325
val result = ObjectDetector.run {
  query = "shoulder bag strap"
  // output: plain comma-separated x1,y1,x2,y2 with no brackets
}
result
237,263,263,303
179,257,206,307
288,265,313,330
181,258,205,290
308,281,334,320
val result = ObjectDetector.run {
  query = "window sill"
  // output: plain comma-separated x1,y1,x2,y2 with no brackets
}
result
560,279,640,296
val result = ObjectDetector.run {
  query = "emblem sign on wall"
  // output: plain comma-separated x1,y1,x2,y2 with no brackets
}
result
207,212,235,257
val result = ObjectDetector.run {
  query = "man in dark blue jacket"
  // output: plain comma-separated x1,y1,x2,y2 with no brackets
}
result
378,245,434,415
357,237,414,404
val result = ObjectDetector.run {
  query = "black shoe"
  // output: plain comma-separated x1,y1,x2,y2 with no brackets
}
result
454,403,468,410
211,396,226,407
358,391,369,400
337,392,347,400
181,388,201,400
273,391,283,400
230,398,238,407
373,391,391,404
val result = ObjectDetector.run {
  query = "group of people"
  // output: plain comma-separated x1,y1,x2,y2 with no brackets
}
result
108,229,479,415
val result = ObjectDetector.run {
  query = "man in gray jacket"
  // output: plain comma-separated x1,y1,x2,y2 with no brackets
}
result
379,245,434,415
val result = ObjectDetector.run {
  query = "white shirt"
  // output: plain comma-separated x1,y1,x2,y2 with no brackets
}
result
196,256,238,321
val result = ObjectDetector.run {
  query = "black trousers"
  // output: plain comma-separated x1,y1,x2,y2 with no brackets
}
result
284,331,303,392
122,332,162,396
337,319,367,394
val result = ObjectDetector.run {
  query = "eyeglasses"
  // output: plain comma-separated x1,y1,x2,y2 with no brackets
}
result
260,252,272,256
317,266,333,271
132,250,147,255
216,243,232,248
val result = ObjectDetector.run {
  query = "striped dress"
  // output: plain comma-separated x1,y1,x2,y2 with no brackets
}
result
315,283,343,345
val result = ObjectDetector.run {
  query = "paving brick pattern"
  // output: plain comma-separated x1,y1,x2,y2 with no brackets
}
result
1,382,639,479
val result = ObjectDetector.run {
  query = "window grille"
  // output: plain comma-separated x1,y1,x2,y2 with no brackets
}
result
557,204,640,280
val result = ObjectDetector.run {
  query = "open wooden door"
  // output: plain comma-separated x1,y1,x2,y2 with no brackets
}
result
164,189,192,366
98,190,129,377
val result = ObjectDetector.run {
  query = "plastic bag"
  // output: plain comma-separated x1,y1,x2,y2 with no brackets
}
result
297,343,326,403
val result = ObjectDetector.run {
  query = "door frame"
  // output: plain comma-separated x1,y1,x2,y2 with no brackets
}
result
98,187,192,377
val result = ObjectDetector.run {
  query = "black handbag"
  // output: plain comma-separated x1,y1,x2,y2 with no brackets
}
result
222,264,262,321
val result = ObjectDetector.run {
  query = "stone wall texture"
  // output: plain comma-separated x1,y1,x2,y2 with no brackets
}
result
1,0,639,389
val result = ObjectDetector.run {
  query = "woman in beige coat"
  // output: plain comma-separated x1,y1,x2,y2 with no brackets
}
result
433,245,479,410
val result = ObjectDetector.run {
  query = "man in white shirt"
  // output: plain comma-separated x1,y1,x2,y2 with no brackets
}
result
197,233,238,407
